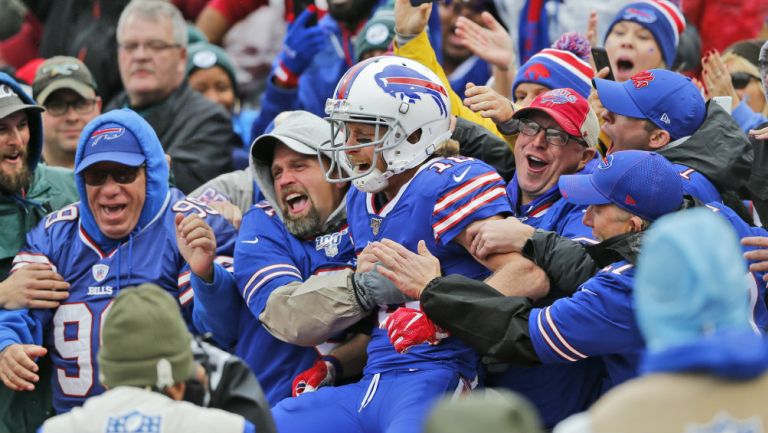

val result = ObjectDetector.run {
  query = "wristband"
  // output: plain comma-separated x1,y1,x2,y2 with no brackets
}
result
320,354,343,380
496,117,520,136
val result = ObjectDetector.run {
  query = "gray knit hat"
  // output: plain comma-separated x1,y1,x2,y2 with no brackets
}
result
424,389,543,433
98,284,194,390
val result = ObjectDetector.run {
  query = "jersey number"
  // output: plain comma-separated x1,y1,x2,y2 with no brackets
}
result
53,302,112,397
172,198,220,218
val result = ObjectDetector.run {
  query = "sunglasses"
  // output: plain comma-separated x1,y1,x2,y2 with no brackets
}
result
83,164,144,186
731,71,761,90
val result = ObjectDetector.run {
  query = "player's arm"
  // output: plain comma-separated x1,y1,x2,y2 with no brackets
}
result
455,216,550,300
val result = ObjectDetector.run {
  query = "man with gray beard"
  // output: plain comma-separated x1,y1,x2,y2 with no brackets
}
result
0,73,78,433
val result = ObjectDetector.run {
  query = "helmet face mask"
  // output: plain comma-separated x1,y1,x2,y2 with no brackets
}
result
321,56,452,194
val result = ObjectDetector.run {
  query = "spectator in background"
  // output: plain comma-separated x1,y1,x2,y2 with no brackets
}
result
249,0,380,137
187,42,258,169
353,9,396,62
554,209,768,433
108,0,235,193
424,389,543,433
0,71,78,433
603,0,685,82
37,284,256,433
32,56,102,169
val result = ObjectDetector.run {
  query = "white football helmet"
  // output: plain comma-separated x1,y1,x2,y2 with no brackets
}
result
321,55,453,193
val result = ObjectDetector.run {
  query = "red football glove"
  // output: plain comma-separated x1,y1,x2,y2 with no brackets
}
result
380,307,449,354
292,358,337,397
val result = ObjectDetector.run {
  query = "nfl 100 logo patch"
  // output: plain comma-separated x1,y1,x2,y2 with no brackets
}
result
316,227,349,258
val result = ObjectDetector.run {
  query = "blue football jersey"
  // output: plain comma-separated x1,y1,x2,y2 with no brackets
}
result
674,163,722,203
1,189,236,413
233,201,356,405
346,156,510,378
529,260,643,389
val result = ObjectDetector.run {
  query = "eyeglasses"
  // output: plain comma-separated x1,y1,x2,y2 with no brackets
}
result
44,99,97,117
83,164,144,186
118,40,181,54
731,71,761,90
518,119,585,147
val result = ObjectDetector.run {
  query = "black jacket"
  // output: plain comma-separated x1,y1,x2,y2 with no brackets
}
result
420,231,642,364
108,83,236,193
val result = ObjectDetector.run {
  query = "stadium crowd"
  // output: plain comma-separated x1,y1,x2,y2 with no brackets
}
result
0,0,767,432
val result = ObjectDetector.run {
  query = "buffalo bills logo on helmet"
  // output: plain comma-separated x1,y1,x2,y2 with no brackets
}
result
623,7,657,24
88,127,126,146
631,70,655,89
374,65,448,117
523,63,551,81
540,89,577,105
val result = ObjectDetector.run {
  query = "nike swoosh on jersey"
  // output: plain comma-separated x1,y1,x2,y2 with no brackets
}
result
452,167,471,183
242,237,259,244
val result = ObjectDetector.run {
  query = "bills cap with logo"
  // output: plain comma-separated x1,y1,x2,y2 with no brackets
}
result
32,56,98,105
594,69,705,140
559,150,683,222
75,122,146,173
512,88,600,147
0,83,44,119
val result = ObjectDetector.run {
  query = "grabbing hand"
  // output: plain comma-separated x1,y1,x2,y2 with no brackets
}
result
278,7,326,77
463,83,515,125
0,264,69,309
175,213,217,282
0,344,46,391
466,217,534,260
368,239,441,300
380,307,448,354
743,236,768,281
208,201,243,230
292,357,336,397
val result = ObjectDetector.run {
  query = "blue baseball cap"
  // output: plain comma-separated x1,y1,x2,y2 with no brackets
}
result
75,122,146,173
594,69,705,140
559,150,683,222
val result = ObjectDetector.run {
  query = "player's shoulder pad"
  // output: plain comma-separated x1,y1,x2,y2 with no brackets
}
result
421,156,503,186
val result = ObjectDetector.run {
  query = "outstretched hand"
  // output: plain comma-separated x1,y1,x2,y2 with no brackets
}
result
463,82,515,124
455,12,514,70
394,0,432,36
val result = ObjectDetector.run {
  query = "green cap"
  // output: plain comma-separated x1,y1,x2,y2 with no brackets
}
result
354,10,395,62
186,42,238,94
424,389,544,433
32,56,98,105
98,284,194,390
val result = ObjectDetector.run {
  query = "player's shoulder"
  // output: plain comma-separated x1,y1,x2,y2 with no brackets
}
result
418,156,504,188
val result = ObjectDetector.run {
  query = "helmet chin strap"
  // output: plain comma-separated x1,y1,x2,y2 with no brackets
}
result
353,167,392,194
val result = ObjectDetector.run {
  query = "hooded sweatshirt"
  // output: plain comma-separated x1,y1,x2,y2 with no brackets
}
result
0,72,78,278
0,109,237,413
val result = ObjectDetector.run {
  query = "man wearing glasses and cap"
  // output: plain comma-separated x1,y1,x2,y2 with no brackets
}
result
32,56,102,170
0,108,237,418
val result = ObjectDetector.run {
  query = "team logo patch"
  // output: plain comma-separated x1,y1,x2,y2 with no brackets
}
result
598,155,614,170
684,412,763,433
40,62,80,78
660,113,671,125
622,7,657,24
0,84,17,99
315,227,349,258
523,63,550,81
375,65,448,117
540,89,577,105
631,70,655,89
370,217,383,236
88,127,126,146
92,264,109,283
106,410,162,433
